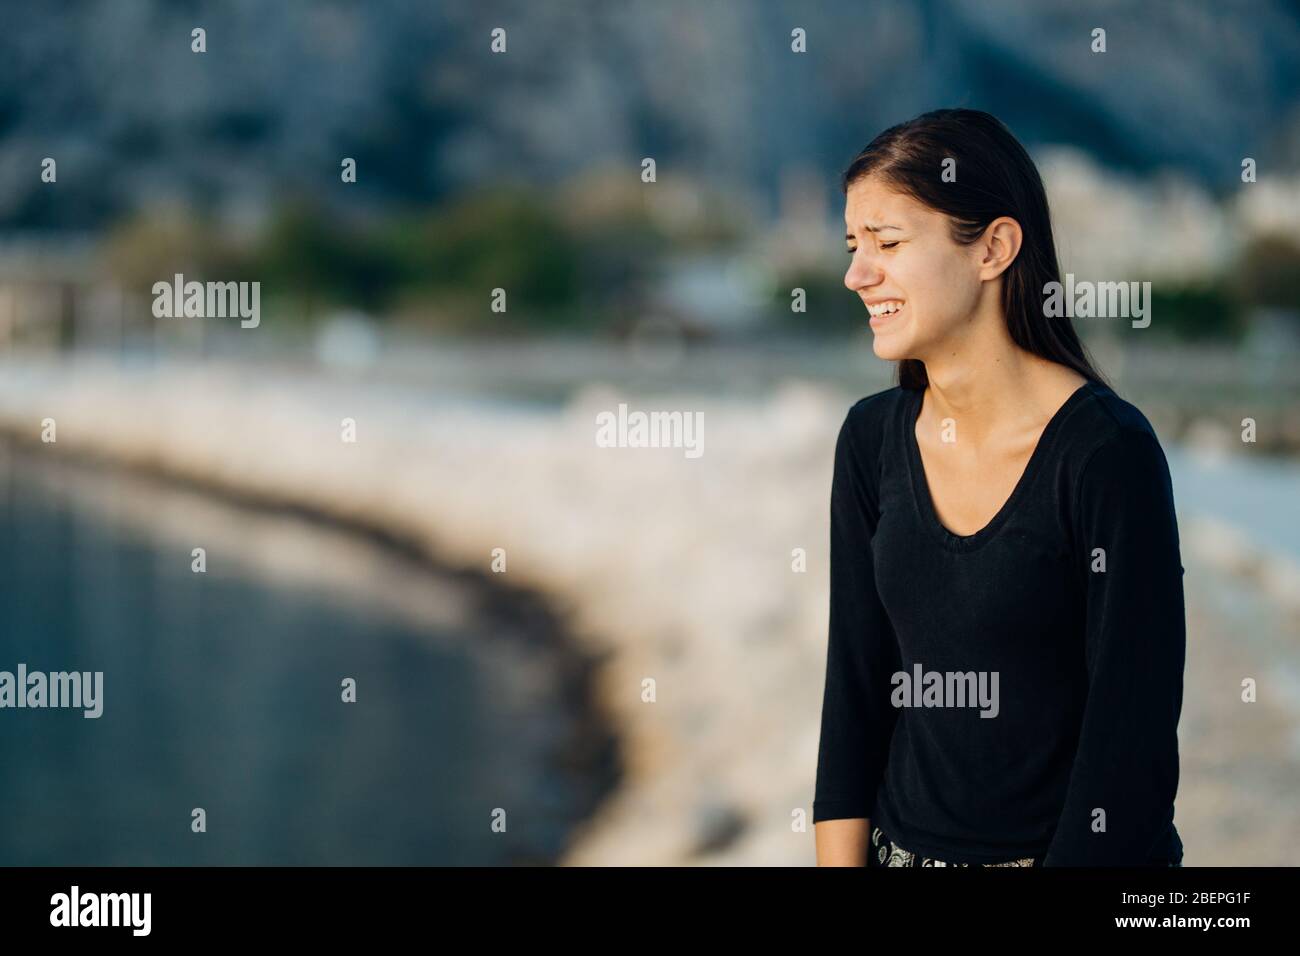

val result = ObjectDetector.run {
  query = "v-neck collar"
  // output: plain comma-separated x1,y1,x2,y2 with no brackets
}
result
902,381,1096,552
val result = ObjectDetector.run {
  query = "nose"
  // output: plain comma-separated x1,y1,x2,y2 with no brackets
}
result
844,248,885,294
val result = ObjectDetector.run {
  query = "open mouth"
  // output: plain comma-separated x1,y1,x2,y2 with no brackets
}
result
867,299,905,326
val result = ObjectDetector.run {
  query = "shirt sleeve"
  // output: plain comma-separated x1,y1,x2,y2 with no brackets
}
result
1041,427,1186,865
812,405,902,824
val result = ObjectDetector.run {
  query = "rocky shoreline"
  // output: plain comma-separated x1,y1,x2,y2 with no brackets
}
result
0,355,846,863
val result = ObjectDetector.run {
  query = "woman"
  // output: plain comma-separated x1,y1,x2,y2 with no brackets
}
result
812,109,1186,867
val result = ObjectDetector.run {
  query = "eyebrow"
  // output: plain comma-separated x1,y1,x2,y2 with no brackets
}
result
845,223,903,239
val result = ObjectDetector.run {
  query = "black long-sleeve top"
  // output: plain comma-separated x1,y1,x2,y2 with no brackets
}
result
812,381,1186,866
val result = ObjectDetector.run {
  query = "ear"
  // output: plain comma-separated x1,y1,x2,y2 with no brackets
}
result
976,216,1022,281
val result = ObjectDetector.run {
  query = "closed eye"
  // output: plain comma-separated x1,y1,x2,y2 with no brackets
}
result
880,241,900,250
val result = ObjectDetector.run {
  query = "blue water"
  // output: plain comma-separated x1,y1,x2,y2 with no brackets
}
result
1165,445,1300,563
0,444,612,865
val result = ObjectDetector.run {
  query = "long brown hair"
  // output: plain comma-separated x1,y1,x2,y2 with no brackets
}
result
841,108,1104,390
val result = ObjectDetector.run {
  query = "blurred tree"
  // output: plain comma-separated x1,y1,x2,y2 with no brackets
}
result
1234,233,1300,311
101,206,239,294
1147,283,1245,341
386,188,584,329
767,268,861,335
259,201,400,320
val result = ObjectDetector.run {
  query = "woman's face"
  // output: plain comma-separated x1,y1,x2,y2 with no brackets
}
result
843,174,985,362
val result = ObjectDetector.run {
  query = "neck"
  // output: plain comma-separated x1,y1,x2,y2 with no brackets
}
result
916,288,1065,441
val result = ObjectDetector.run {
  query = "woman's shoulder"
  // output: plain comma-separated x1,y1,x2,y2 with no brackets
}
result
1064,381,1174,483
833,385,909,503
838,384,910,457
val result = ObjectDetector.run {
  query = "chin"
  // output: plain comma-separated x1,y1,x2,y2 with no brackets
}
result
870,329,911,362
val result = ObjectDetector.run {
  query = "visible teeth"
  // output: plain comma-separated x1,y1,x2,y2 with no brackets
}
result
868,300,904,317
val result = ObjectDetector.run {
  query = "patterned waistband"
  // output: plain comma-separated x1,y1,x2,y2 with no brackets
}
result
867,825,1185,867
868,825,1038,867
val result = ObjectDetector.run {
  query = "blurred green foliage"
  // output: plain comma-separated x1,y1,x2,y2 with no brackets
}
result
1147,234,1300,341
768,269,862,335
259,202,399,313
1147,283,1246,341
100,172,741,333
103,191,590,330
1233,233,1300,311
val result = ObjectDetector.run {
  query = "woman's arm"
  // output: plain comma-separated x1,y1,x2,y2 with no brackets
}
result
816,818,871,866
813,403,901,865
1041,427,1186,866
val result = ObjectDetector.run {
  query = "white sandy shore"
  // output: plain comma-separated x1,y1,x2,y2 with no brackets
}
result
0,354,1295,865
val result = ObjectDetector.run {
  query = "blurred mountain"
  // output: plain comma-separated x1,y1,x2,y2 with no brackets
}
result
1,0,1298,230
